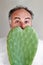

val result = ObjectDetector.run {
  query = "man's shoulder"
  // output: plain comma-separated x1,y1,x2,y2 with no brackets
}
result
32,39,43,65
38,39,43,51
38,39,43,47
0,37,6,42
39,39,43,43
0,37,10,65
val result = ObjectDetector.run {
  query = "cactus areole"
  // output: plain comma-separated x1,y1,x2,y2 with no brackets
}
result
7,26,38,65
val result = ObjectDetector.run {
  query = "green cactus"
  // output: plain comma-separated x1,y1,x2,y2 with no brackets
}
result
7,26,38,65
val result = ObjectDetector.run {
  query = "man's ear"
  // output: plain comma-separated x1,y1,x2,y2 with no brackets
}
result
9,20,12,27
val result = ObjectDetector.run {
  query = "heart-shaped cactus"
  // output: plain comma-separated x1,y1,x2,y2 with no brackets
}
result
7,26,38,65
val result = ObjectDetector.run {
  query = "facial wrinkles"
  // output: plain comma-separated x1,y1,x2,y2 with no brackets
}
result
11,9,32,21
10,9,32,28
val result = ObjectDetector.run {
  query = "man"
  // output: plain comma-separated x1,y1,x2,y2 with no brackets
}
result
8,6,33,29
0,6,43,65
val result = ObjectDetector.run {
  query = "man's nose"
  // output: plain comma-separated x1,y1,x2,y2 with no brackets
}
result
19,21,25,29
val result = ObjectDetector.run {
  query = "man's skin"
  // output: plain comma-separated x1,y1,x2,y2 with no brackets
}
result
9,9,32,29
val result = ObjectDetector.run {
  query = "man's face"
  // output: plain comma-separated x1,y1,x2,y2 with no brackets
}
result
9,9,32,29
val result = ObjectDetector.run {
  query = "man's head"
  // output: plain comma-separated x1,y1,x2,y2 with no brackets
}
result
9,6,34,29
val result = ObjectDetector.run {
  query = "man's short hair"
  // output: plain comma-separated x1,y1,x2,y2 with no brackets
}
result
9,6,34,19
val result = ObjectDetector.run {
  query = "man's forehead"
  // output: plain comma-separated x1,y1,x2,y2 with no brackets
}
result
11,9,32,18
11,9,31,15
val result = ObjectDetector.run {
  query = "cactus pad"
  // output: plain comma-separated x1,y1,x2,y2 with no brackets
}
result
7,26,38,65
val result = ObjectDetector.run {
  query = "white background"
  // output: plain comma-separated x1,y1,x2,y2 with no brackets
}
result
0,0,43,40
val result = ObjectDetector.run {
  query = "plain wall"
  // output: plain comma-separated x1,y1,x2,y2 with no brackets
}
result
0,0,43,40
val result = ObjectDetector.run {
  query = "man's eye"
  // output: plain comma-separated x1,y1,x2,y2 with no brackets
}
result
25,21,29,23
15,20,19,23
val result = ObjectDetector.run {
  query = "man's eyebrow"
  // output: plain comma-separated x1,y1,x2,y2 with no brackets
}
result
14,17,20,19
25,17,31,19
